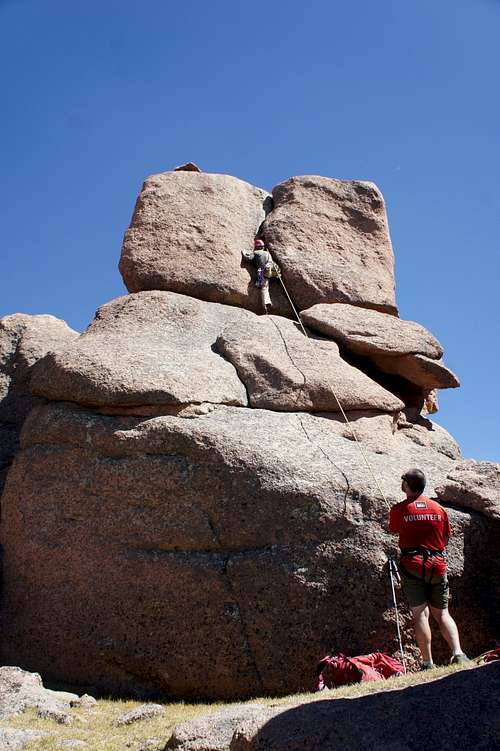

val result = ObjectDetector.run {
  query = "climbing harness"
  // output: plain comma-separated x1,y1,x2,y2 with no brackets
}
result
242,240,282,311
400,547,446,584
388,556,408,671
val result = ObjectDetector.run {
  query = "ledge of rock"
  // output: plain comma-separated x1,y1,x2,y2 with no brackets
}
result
300,303,443,358
435,459,500,520
370,353,460,390
30,291,251,408
216,315,404,413
263,176,397,313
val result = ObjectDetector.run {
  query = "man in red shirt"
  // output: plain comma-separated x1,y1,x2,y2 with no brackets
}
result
389,468,468,669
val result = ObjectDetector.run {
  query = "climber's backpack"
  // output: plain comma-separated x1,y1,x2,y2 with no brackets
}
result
316,652,405,690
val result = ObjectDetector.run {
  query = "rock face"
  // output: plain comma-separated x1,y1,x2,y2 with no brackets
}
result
1,400,497,699
436,460,500,520
0,314,78,494
119,171,277,314
263,177,397,313
1,168,497,703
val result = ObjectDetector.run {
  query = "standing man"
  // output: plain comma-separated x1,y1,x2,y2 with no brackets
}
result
389,468,469,669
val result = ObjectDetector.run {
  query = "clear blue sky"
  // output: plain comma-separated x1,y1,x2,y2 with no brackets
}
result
1,0,499,461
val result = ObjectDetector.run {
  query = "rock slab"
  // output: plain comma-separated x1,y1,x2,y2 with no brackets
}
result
216,314,404,413
301,303,443,358
229,662,500,750
436,459,500,520
30,291,250,409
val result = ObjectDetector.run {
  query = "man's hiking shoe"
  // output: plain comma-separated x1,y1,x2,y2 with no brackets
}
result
420,662,435,671
450,653,470,666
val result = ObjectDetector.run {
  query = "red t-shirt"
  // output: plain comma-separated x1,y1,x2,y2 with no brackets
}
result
389,495,451,552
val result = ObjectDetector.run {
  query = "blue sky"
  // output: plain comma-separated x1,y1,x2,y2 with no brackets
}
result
1,0,499,461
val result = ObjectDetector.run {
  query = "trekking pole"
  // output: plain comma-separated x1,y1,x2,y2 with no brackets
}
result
388,556,407,673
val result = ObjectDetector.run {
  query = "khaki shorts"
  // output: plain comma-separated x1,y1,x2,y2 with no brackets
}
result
399,565,450,610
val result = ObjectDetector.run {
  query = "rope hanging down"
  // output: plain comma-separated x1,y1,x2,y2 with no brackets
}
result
262,257,406,666
277,275,389,506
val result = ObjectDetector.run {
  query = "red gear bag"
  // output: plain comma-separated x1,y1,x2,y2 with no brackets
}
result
316,652,405,691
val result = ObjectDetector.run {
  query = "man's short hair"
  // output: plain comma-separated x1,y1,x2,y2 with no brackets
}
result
402,468,426,493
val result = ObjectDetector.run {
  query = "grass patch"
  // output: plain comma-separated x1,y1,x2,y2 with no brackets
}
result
0,663,474,751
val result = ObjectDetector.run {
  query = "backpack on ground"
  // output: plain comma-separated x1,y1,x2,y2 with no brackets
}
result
316,652,405,690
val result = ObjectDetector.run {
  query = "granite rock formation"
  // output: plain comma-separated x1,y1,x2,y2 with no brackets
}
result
436,459,500,520
0,168,498,700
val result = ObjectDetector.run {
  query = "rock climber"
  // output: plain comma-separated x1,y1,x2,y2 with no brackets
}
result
242,238,281,310
389,468,469,670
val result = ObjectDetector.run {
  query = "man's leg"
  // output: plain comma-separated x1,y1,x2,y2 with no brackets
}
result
410,604,433,664
429,605,463,655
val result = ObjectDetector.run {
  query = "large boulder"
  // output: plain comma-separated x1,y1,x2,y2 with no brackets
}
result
0,314,77,494
1,401,496,700
30,291,250,409
118,171,284,314
300,303,443,358
216,315,404,413
262,177,397,313
436,460,500,520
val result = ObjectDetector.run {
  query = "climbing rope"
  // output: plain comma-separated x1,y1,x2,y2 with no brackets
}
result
276,274,389,506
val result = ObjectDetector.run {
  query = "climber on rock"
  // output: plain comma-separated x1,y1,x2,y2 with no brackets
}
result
389,468,469,670
242,238,281,311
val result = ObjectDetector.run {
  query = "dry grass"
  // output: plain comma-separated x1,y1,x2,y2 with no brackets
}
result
0,663,474,751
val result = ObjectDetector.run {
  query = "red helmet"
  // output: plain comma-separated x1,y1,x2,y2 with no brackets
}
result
254,238,265,248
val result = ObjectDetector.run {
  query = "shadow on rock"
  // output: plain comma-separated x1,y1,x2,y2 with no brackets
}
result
230,662,500,751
